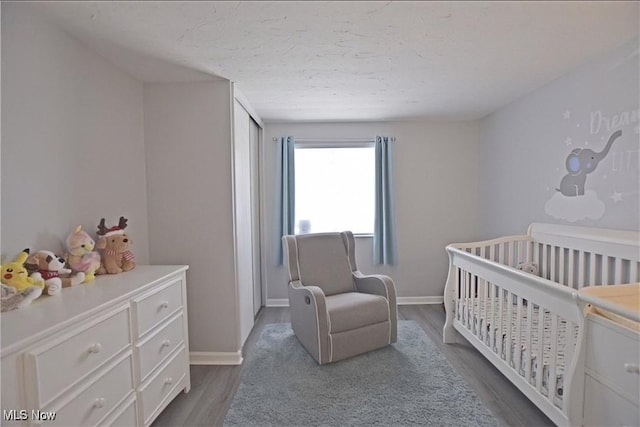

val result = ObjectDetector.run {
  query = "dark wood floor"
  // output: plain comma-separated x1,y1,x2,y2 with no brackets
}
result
153,305,554,427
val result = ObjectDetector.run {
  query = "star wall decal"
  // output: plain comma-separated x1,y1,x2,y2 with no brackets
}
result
610,192,623,203
563,110,571,119
564,137,572,146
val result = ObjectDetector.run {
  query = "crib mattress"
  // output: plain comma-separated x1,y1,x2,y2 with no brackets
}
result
458,298,578,404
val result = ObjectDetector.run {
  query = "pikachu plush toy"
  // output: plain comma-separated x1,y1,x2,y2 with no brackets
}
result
1,249,45,312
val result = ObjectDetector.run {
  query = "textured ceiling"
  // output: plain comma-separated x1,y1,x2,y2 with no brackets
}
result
31,1,640,122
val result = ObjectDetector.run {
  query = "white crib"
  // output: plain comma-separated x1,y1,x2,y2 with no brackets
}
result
442,223,640,426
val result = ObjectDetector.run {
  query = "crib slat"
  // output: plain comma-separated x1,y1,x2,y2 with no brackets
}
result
542,244,548,279
490,282,496,351
631,261,639,283
589,252,596,286
478,247,486,341
508,242,515,268
472,274,479,338
562,320,577,412
455,268,461,321
499,243,505,265
463,270,469,327
529,241,534,264
525,301,534,383
559,248,566,286
577,251,585,288
460,269,469,327
470,273,475,333
498,287,505,359
602,256,610,285
490,245,496,263
568,250,575,288
506,291,513,365
548,314,559,404
536,305,545,393
614,258,623,285
515,296,523,376
550,246,556,282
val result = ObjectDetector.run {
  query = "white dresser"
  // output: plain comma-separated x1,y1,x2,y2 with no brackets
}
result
1,265,190,427
579,284,640,427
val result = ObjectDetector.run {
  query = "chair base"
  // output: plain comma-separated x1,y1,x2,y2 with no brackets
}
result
295,321,393,365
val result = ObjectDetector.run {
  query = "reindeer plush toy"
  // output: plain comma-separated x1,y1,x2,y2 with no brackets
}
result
96,217,136,274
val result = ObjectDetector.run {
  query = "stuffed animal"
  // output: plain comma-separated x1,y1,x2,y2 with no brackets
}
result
1,249,45,292
96,217,135,275
25,250,85,296
65,225,101,282
1,283,42,312
517,261,539,276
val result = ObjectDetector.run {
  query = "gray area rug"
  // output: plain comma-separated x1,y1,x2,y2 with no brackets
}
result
224,321,499,426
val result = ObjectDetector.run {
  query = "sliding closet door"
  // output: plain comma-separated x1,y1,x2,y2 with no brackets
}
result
233,101,255,346
249,118,263,316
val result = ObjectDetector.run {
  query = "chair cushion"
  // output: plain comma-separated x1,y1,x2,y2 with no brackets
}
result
295,234,355,296
325,292,389,334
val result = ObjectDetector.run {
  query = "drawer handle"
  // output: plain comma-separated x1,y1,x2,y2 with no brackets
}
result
161,339,172,348
93,397,106,409
165,376,173,385
624,363,640,374
88,343,102,354
160,301,169,309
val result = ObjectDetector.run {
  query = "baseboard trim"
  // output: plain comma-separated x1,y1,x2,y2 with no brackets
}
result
397,296,444,305
189,351,243,365
266,296,443,307
266,298,289,307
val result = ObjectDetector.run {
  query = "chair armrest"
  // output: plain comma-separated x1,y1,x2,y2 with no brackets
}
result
353,272,396,302
288,281,330,363
353,271,397,343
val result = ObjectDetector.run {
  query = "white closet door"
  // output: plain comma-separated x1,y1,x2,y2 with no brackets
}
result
233,101,255,346
249,118,262,316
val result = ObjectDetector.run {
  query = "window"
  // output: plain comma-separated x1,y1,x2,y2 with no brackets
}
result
294,143,375,235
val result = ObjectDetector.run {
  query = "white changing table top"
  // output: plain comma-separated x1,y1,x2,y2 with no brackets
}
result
580,283,640,331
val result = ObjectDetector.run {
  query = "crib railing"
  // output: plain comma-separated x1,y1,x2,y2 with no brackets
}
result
443,235,584,426
529,222,640,287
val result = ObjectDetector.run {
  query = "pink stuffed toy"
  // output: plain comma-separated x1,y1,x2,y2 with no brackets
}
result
65,225,101,282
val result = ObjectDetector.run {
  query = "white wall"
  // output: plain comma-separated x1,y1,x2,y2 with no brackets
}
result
144,81,240,354
1,3,150,261
264,121,481,301
478,38,640,239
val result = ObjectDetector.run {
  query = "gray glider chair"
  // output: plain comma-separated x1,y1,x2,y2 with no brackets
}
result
282,231,397,364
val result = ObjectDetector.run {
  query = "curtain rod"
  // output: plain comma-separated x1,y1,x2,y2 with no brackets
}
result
271,137,395,143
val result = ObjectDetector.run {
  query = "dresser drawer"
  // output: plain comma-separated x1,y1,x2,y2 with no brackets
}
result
134,279,183,338
48,355,133,427
584,374,640,427
25,308,131,407
104,397,137,427
139,347,187,424
585,315,640,401
137,313,185,382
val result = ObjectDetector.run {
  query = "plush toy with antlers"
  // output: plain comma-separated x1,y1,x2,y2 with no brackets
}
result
96,217,136,275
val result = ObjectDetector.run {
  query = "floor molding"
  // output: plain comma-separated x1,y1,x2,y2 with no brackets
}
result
266,298,289,307
266,296,443,307
398,296,444,305
190,351,243,365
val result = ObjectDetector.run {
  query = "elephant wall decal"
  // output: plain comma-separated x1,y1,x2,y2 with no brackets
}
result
556,130,622,197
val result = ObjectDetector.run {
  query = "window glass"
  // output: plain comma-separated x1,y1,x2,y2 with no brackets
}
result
294,145,375,234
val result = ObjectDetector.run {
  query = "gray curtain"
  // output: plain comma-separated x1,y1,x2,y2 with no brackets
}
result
276,136,295,265
373,136,397,265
